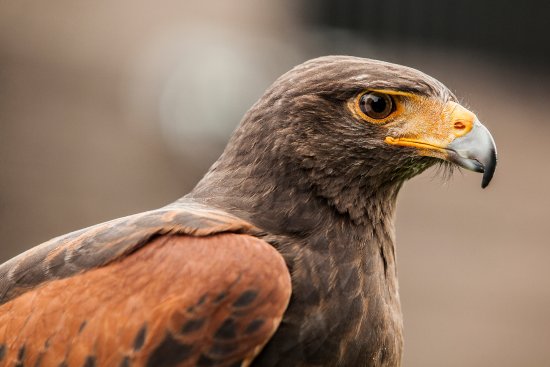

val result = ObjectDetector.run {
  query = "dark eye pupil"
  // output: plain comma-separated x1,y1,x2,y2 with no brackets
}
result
367,94,386,113
358,92,393,120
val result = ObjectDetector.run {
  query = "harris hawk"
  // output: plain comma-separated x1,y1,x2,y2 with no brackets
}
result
0,56,497,367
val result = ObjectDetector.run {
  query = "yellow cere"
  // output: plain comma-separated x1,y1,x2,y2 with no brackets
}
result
384,97,475,157
441,101,474,138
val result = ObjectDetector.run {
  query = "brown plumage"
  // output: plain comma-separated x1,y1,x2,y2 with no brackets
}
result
0,56,497,366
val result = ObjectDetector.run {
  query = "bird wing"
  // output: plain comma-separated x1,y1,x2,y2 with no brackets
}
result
0,202,291,367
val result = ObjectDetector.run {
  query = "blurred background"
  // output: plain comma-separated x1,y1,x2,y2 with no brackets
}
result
1,1,549,366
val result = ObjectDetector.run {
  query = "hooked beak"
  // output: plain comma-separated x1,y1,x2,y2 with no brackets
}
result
446,119,497,188
385,101,497,188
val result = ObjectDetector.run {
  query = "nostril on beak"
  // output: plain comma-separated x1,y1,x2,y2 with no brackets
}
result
454,121,466,130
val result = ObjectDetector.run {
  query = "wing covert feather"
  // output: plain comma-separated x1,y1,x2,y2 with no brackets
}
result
0,201,259,305
0,233,291,367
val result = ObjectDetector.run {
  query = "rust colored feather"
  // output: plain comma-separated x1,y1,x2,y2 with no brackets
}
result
0,233,291,367
0,201,260,305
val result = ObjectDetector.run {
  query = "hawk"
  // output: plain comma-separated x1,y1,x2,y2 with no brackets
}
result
0,56,497,367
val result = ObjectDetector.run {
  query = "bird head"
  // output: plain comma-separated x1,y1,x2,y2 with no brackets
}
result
195,56,498,226
238,56,497,191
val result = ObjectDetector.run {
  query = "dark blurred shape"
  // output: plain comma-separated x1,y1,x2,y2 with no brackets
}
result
303,0,550,69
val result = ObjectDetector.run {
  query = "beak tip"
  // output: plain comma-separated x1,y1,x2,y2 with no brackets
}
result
481,169,493,189
480,152,497,189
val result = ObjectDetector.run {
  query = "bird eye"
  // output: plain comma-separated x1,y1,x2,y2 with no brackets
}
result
358,92,394,120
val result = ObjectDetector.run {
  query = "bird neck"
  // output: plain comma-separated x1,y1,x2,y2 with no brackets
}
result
185,148,403,252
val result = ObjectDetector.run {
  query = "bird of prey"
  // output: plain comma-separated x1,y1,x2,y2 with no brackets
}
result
0,56,497,367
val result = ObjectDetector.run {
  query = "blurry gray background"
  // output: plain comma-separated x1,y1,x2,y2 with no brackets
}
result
1,1,549,366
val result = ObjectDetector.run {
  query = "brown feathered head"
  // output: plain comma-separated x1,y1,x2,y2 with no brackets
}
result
192,56,496,227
